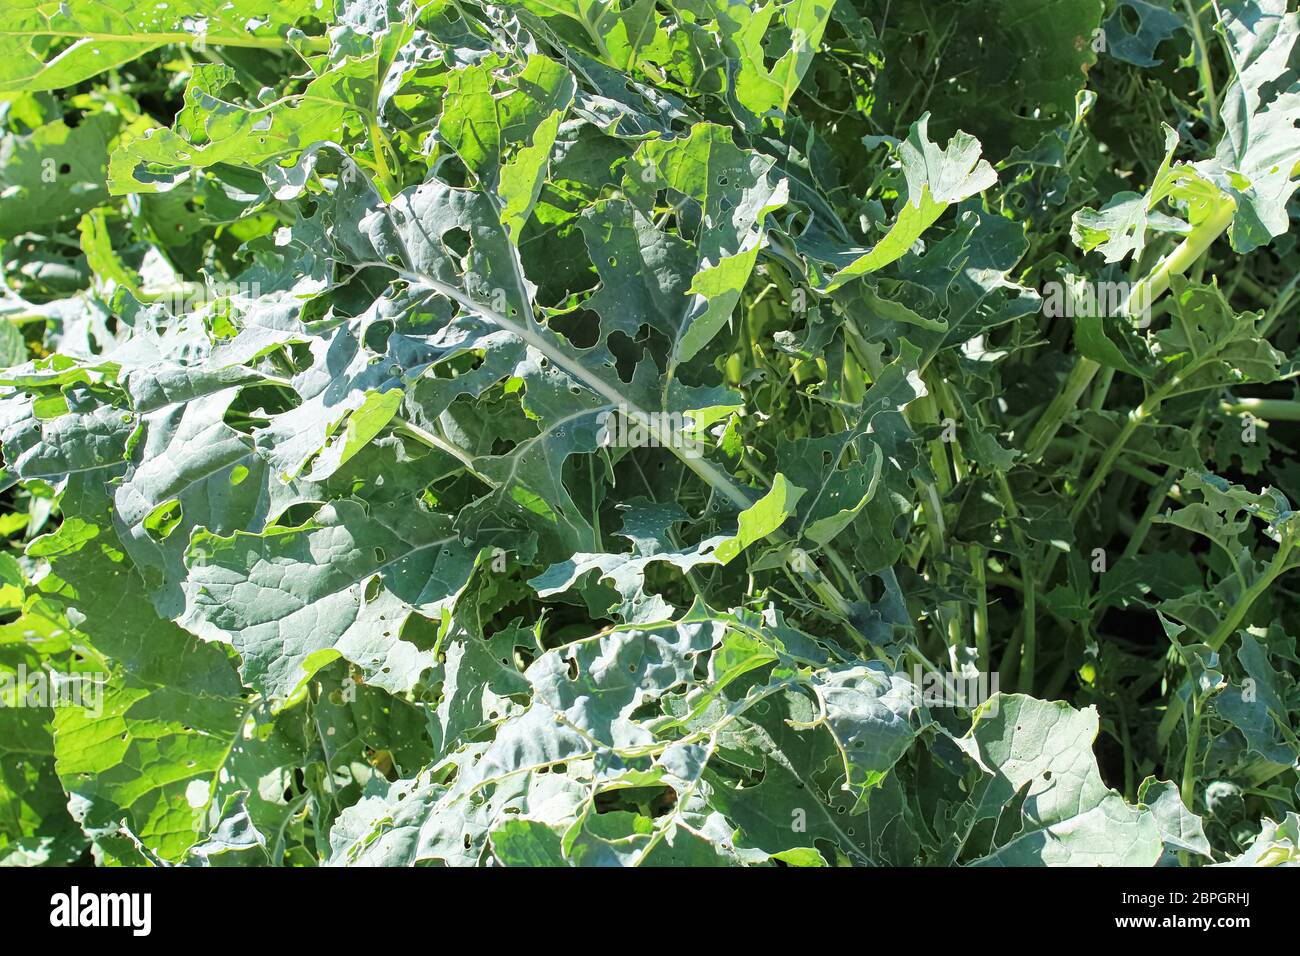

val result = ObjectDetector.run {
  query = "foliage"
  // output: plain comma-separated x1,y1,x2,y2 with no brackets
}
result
2,0,1300,867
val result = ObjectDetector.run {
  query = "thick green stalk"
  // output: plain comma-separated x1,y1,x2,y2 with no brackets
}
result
1206,540,1294,651
1068,323,1232,524
1221,398,1300,421
970,545,989,672
1068,408,1147,523
1180,697,1204,811
1089,366,1116,412
1182,0,1220,131
1018,570,1038,694
989,472,1036,692
1120,466,1179,562
908,383,964,650
1023,195,1237,461
1023,358,1101,462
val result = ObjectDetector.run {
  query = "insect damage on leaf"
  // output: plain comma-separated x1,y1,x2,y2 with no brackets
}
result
1,0,1299,870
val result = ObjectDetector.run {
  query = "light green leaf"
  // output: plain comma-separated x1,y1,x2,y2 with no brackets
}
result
824,115,996,291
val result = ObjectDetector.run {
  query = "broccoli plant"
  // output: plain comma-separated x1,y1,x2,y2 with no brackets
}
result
1,0,1299,867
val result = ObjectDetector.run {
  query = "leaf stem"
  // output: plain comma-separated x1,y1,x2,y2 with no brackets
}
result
1069,407,1147,523
1206,539,1294,651
367,119,400,199
1180,696,1204,811
1221,398,1300,421
1182,0,1220,132
971,544,989,672
368,261,861,620
990,472,1036,692
1022,195,1237,461
2,29,331,53
392,416,494,486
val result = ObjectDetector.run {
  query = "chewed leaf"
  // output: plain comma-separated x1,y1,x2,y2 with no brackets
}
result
811,663,927,810
956,696,1164,866
1,0,1297,872
823,115,996,290
0,0,329,93
181,500,481,699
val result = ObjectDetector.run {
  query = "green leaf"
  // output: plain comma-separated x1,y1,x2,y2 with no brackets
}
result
4,0,1300,870
624,123,788,363
955,696,1164,866
1071,125,1222,264
182,499,481,700
1137,777,1211,858
52,667,245,863
1103,0,1187,68
0,110,117,238
1195,0,1300,252
0,0,329,92
823,115,996,290
810,662,927,809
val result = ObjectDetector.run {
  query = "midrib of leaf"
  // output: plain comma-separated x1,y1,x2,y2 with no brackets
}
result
769,0,820,107
1,29,329,53
603,0,655,73
18,460,124,481
791,425,868,538
354,254,759,515
196,697,258,817
393,417,494,484
498,406,613,482
399,183,686,502
295,93,380,120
